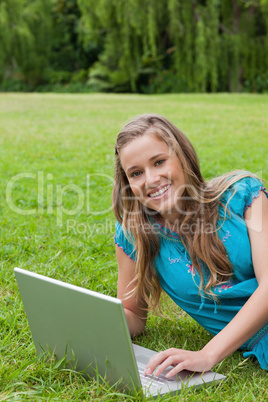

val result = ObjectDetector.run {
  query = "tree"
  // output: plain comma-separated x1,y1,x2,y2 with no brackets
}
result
0,0,53,87
1,0,267,92
50,0,100,73
77,0,268,93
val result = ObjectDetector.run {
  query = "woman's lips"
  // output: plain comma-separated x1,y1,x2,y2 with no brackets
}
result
148,184,171,199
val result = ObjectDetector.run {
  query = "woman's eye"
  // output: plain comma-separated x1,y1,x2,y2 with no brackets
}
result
155,159,165,166
131,171,142,178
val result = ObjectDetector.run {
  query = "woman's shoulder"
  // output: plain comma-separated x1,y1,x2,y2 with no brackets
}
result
114,221,136,260
220,173,267,218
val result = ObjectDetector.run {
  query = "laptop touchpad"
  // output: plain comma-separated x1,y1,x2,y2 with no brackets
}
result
135,354,150,366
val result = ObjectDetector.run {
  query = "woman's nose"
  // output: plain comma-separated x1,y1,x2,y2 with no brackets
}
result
145,169,160,188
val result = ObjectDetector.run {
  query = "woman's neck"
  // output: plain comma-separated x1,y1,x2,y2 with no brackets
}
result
158,214,181,233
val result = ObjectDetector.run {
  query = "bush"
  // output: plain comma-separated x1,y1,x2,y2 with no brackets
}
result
71,69,88,84
48,70,72,85
87,63,130,93
35,82,94,93
141,70,191,94
0,79,28,92
244,72,268,93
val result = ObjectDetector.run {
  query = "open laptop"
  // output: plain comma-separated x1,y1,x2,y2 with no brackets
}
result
14,267,225,397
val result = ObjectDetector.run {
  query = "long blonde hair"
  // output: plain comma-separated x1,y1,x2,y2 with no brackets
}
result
113,114,258,310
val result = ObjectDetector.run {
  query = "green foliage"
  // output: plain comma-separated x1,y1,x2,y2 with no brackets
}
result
78,0,268,93
0,0,53,87
141,70,190,94
0,0,100,91
195,18,207,92
206,0,219,92
0,0,268,93
48,70,72,84
50,0,100,72
78,0,169,92
244,71,268,92
88,62,131,93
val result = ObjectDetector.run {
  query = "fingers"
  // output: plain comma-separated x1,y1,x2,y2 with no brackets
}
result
144,348,184,377
165,362,186,378
144,348,210,378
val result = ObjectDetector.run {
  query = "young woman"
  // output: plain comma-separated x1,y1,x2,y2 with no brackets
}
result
113,114,268,377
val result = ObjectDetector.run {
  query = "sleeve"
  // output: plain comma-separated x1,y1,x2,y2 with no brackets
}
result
225,176,268,218
114,221,136,261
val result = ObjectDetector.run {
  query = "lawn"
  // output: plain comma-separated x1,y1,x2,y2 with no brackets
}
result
0,93,268,401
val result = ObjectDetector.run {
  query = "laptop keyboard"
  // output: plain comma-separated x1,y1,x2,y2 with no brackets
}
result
138,367,175,386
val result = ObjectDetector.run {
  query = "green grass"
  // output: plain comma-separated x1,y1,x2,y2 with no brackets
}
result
0,93,268,401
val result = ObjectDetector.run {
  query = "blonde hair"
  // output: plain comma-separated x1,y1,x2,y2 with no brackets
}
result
113,114,258,310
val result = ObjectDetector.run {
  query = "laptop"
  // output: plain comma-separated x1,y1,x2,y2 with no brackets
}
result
14,267,225,397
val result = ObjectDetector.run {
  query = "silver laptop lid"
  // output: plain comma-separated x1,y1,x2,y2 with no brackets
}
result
14,267,141,392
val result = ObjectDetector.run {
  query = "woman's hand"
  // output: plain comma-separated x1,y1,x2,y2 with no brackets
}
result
144,348,215,378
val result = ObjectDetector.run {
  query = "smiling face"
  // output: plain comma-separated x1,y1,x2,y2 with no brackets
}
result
119,132,186,223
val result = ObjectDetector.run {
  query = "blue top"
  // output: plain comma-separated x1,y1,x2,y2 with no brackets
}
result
115,176,268,369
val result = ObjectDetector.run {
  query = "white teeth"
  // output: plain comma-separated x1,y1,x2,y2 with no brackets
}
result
149,184,171,198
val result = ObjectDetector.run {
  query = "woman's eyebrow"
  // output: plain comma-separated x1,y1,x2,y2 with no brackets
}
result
125,165,140,174
149,152,168,161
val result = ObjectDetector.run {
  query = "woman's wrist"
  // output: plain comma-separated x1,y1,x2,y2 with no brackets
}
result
200,345,221,370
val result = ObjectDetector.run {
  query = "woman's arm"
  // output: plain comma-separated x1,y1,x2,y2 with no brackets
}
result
116,245,148,337
145,191,268,377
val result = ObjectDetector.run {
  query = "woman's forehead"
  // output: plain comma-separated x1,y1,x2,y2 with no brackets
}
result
121,133,169,155
119,133,177,171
